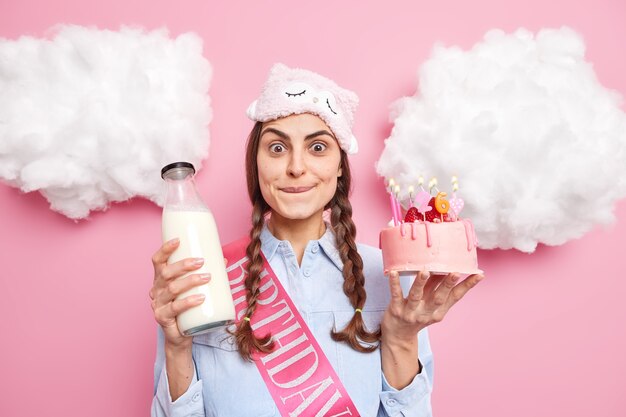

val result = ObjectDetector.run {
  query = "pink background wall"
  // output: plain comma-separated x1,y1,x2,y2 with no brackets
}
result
1,1,625,416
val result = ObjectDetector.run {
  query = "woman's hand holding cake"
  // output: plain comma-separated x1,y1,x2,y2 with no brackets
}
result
380,269,484,389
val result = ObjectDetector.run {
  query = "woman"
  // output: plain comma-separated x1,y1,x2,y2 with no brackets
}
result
149,64,484,417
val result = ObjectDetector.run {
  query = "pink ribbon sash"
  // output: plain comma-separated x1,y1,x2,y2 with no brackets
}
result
223,237,360,417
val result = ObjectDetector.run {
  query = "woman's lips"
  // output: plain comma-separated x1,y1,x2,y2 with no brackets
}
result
280,186,315,193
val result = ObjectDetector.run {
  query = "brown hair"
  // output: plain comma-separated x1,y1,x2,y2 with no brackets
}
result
234,121,381,361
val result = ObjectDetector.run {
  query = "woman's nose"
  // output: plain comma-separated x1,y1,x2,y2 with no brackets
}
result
287,150,306,177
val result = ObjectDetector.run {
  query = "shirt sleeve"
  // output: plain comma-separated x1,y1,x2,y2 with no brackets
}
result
151,326,205,417
378,328,434,417
151,363,205,417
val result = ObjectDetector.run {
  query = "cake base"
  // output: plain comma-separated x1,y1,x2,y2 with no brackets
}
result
380,219,482,276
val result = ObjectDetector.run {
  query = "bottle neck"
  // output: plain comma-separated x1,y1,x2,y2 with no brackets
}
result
163,170,206,210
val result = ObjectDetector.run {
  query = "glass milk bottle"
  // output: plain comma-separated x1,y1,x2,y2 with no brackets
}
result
161,162,235,335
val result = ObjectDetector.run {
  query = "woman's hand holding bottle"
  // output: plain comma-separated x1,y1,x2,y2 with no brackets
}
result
149,238,216,401
149,238,211,349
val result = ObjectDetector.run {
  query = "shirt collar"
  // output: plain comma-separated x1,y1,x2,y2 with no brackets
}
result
318,224,344,272
259,222,281,261
259,221,344,272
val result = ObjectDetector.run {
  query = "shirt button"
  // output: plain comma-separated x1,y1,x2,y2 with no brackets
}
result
386,398,397,407
311,244,319,253
192,392,201,402
303,270,311,277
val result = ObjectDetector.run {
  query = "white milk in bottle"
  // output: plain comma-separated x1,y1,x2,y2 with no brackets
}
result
161,162,235,336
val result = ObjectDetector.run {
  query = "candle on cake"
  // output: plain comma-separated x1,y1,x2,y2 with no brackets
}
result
449,175,464,220
393,184,402,223
387,178,400,226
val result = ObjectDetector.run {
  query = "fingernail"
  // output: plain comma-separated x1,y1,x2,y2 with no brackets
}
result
169,238,180,246
193,258,204,265
193,294,206,302
200,274,211,282
451,274,459,283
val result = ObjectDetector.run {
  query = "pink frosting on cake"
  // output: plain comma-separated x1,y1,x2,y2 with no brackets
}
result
380,219,482,275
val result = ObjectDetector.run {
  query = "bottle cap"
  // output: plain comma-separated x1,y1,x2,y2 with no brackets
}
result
161,162,195,179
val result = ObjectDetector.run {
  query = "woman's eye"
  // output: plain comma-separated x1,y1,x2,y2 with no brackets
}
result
269,143,285,153
311,143,327,152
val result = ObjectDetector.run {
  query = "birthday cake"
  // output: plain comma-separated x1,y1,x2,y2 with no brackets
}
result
379,178,482,276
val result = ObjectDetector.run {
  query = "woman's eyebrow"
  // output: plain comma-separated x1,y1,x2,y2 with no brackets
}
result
260,127,289,140
260,128,334,141
304,130,334,141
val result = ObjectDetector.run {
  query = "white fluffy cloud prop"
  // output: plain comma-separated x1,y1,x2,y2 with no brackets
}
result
376,27,626,253
0,25,211,219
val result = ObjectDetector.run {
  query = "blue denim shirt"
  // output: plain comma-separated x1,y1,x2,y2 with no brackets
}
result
152,223,434,416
